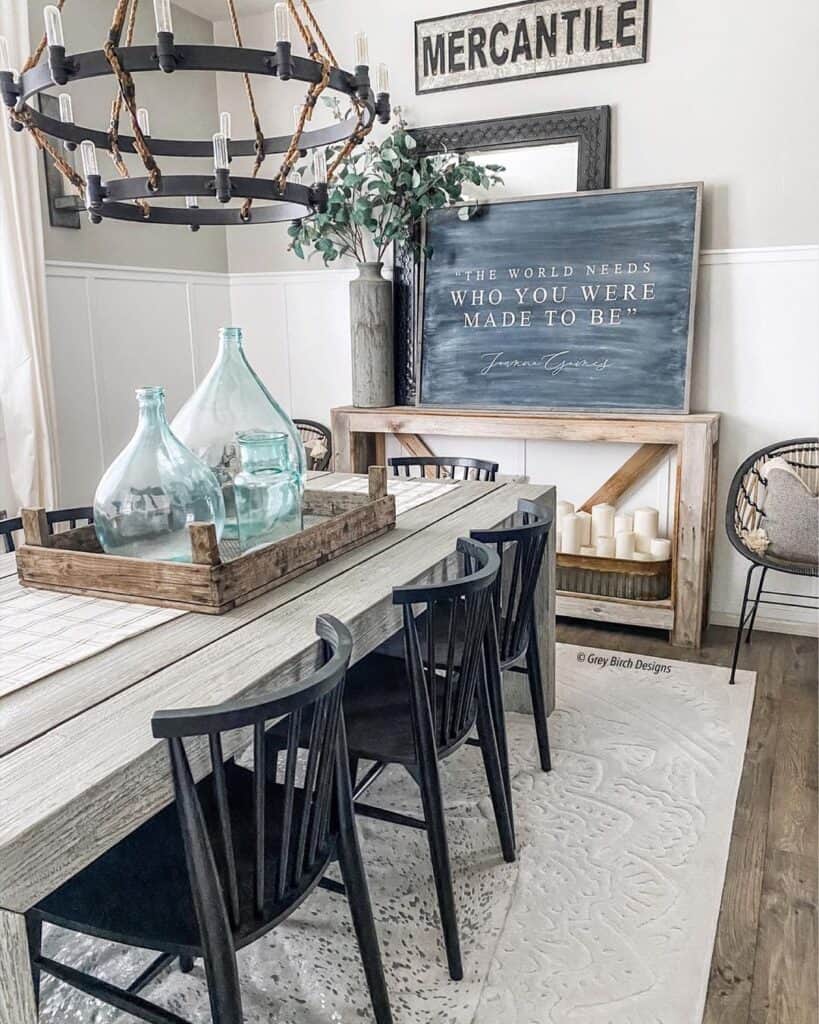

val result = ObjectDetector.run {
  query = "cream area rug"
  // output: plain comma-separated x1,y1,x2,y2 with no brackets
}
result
40,644,756,1024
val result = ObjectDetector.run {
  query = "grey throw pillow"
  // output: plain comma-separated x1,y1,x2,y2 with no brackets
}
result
763,462,819,565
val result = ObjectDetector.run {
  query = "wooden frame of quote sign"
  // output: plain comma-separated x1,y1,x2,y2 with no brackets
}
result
417,182,702,414
416,0,649,94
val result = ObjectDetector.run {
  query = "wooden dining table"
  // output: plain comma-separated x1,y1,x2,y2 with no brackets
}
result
0,472,555,1023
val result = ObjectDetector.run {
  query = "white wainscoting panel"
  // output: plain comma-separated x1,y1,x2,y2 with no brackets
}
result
41,247,818,636
45,263,231,507
693,245,819,635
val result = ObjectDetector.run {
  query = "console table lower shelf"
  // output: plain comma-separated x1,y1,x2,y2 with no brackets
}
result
331,406,720,649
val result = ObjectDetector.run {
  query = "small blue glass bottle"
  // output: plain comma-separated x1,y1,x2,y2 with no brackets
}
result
234,431,304,552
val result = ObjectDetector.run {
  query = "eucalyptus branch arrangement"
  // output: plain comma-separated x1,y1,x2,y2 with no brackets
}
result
288,109,504,265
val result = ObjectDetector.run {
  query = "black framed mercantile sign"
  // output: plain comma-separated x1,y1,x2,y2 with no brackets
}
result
415,0,649,94
417,183,702,414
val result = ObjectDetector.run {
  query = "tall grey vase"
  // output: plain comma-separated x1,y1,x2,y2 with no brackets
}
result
349,261,394,408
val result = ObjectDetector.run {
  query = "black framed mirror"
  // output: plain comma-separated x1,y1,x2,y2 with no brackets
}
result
394,105,611,405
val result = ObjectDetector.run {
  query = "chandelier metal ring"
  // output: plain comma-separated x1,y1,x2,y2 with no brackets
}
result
14,45,375,160
85,173,321,226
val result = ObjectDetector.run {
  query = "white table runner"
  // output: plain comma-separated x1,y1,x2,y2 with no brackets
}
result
0,478,454,693
322,474,455,512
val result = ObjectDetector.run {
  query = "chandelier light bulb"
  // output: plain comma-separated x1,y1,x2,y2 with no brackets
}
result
44,5,64,48
293,104,302,130
354,31,369,67
0,36,12,73
313,147,327,184
137,107,151,136
213,132,230,172
79,140,99,178
153,0,174,34
44,6,65,48
58,93,74,123
274,3,291,44
375,62,390,94
220,111,232,139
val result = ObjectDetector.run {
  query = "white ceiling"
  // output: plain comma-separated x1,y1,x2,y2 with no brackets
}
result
177,0,325,22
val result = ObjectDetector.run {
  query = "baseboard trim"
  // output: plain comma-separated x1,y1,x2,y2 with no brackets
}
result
709,611,819,638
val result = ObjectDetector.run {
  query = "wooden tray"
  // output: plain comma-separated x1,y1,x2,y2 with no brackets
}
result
557,551,672,602
16,467,395,614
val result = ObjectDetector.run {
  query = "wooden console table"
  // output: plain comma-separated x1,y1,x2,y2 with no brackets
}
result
331,406,720,648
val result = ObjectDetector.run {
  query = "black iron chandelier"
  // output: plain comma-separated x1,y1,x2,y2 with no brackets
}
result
0,0,391,229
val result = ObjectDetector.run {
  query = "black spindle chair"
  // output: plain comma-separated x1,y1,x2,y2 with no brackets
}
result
388,455,499,482
470,499,554,774
378,500,553,776
0,506,94,553
339,537,514,982
295,418,332,472
26,617,393,1024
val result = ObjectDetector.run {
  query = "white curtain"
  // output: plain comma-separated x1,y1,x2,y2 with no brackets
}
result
0,1,58,512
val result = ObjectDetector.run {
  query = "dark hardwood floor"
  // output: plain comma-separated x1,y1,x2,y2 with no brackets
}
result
556,619,818,1024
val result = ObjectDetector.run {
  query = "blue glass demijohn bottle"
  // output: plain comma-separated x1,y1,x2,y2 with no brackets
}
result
93,386,225,562
234,431,304,552
171,327,307,540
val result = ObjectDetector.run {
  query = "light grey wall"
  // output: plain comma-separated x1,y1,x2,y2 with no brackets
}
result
28,1,228,273
214,0,819,273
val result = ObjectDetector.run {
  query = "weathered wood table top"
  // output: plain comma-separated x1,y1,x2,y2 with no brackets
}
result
0,472,555,1021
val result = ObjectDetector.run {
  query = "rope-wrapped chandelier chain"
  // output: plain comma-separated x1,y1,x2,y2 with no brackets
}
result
0,0,390,228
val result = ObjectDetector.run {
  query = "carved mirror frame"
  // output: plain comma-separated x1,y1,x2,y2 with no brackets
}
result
393,105,612,405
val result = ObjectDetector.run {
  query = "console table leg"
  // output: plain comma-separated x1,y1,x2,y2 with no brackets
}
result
674,423,715,648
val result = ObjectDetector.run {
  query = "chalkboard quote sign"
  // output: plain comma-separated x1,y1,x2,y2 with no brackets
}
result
418,184,701,413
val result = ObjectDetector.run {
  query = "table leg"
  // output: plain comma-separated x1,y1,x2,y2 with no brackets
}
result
0,909,38,1024
536,487,556,715
504,487,556,716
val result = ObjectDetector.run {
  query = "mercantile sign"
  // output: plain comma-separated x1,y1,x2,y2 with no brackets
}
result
415,0,649,94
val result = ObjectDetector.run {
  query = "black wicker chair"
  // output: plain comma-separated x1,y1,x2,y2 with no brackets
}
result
26,617,393,1024
294,419,332,472
0,506,94,554
725,437,819,683
388,456,499,482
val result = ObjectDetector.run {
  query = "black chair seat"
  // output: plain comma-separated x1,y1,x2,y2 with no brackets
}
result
377,610,521,669
265,653,478,767
343,654,478,764
35,762,327,956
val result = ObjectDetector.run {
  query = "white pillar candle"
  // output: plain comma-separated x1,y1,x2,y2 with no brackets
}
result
561,513,583,555
580,545,597,557
576,510,592,547
596,536,616,558
614,512,634,535
557,500,575,521
634,507,659,552
615,531,636,559
590,503,615,544
650,538,672,560
633,551,654,561
556,532,562,554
